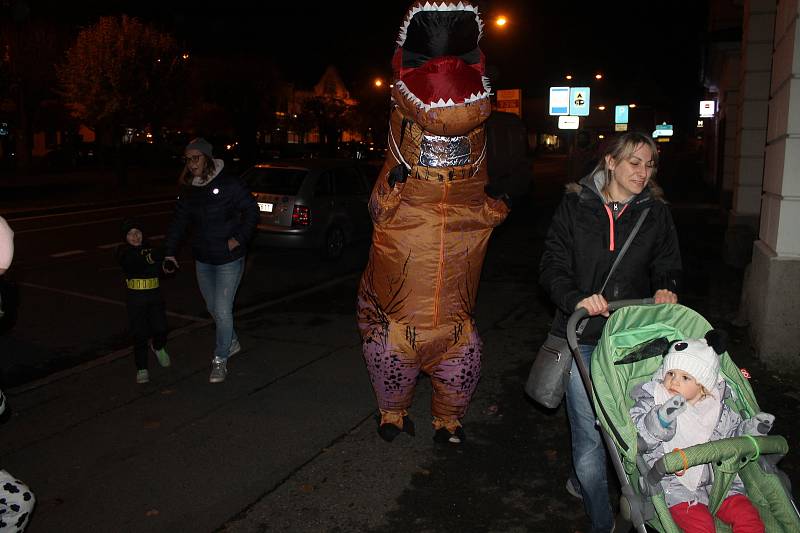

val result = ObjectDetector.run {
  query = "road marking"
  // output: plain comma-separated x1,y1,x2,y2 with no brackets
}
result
14,210,174,235
15,281,206,322
9,272,360,395
50,250,86,258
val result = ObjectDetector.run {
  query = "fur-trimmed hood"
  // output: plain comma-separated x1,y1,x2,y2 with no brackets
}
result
565,169,666,204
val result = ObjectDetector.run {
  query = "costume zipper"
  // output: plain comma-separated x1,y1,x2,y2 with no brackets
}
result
433,182,449,327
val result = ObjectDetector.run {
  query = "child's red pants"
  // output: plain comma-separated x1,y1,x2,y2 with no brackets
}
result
669,494,764,532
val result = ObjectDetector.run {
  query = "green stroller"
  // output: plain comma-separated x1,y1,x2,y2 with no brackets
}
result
566,301,800,533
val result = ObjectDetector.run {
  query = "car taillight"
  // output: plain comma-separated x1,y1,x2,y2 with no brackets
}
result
292,205,310,227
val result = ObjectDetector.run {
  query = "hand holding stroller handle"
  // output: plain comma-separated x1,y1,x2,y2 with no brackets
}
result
566,299,655,351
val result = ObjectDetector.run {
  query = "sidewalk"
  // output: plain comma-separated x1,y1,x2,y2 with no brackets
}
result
0,163,798,532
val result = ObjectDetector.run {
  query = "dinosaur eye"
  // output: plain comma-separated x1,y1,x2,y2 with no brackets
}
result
674,342,688,351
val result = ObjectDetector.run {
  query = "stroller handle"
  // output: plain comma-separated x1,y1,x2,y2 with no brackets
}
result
566,298,655,351
648,435,789,485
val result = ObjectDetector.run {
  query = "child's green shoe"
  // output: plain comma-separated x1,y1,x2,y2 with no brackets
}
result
150,342,171,367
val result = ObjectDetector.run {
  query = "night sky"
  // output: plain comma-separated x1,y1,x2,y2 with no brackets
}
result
17,0,710,121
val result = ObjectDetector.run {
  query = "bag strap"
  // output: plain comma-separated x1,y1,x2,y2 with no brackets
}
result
599,206,650,295
576,206,650,335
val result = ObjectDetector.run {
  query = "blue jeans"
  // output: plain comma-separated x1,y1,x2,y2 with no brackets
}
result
565,344,614,533
195,258,244,360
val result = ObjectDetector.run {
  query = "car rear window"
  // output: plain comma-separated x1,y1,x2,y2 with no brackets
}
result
243,167,308,195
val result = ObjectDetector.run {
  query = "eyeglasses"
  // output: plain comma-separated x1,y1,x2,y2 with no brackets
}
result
182,155,203,164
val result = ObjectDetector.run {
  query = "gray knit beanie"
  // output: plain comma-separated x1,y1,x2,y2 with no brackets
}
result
185,137,213,158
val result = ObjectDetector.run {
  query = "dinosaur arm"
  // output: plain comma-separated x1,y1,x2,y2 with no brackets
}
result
479,194,510,228
368,167,405,226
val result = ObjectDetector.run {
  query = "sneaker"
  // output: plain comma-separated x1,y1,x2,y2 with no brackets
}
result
151,345,171,367
228,339,242,358
433,426,466,445
209,358,227,383
136,369,150,384
565,476,583,500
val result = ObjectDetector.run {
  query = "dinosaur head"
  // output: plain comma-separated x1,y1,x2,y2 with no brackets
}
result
392,2,492,136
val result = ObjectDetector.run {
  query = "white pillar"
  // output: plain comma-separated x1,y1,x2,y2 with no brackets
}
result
745,0,800,367
726,0,777,266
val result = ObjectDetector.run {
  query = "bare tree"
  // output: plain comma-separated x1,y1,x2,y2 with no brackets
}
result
56,15,188,180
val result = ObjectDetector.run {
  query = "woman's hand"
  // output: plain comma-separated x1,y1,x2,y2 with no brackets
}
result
576,294,609,317
653,289,677,304
162,256,179,273
227,238,241,251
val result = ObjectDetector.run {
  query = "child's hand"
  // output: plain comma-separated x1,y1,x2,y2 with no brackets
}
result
742,412,775,436
162,256,179,274
656,394,687,428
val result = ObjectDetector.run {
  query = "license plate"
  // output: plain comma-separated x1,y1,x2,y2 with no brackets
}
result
258,202,273,213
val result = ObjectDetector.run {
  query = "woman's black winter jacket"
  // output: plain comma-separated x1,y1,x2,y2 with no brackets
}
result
165,172,259,265
539,173,682,344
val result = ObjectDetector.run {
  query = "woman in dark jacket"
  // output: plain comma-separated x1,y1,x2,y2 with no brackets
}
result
539,132,682,533
164,138,259,384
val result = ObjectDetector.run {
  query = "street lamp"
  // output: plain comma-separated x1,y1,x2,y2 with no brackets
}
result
495,15,508,27
595,73,603,80
565,74,573,80
374,78,383,88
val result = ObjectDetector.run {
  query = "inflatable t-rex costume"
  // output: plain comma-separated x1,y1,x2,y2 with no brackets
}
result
357,1,510,444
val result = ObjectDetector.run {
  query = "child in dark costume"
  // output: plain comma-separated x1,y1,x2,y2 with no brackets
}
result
117,218,171,383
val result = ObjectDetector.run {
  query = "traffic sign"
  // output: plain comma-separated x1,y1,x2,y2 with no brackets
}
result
652,124,674,138
549,87,570,115
615,105,629,124
699,100,715,117
496,89,522,117
558,115,580,129
569,87,590,116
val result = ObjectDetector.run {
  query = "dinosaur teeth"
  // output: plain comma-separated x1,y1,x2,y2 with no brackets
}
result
396,2,482,47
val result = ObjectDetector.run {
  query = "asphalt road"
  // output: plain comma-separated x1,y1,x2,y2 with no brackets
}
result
0,200,371,387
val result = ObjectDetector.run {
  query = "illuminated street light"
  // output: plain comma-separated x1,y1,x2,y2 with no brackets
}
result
374,78,383,88
495,15,508,27
565,74,573,80
595,73,603,80
597,105,606,111
629,103,637,108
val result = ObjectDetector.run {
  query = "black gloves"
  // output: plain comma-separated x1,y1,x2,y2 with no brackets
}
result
387,164,409,188
484,182,511,208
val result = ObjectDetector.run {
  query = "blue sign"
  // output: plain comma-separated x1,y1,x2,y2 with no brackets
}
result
615,105,629,124
569,87,590,116
549,87,570,116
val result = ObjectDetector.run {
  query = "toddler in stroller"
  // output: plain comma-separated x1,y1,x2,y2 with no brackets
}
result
577,302,800,533
630,330,772,532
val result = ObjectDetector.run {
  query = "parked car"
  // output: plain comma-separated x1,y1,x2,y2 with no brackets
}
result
242,159,373,259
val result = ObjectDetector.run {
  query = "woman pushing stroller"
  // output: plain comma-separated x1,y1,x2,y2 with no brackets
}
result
540,132,682,532
630,330,775,532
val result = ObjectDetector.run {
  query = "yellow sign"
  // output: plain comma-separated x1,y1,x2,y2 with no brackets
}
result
496,89,522,117
614,123,628,132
